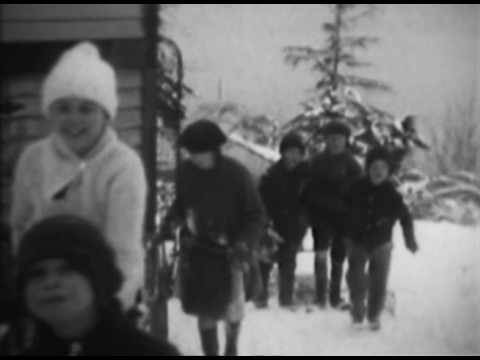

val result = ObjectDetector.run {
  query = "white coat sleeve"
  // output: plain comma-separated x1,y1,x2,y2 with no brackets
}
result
105,155,147,309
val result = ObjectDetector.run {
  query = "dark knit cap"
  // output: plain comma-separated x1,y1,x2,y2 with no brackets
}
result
365,146,394,173
179,119,227,153
323,121,351,138
16,215,123,305
279,132,305,154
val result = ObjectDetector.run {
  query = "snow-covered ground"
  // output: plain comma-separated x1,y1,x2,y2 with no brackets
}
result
167,221,480,355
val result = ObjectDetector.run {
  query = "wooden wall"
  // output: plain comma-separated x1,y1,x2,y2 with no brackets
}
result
0,4,144,42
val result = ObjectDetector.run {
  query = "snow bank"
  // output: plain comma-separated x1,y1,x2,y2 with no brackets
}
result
167,221,480,355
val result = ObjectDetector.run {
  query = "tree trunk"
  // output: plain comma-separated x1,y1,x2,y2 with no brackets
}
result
332,4,343,91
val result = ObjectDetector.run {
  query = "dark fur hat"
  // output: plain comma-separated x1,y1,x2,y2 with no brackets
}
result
16,215,123,305
279,132,305,154
179,119,227,153
323,121,351,138
365,146,394,173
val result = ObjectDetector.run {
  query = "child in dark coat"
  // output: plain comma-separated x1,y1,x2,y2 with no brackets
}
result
345,147,419,331
163,119,266,356
257,132,310,308
305,121,363,308
0,215,179,356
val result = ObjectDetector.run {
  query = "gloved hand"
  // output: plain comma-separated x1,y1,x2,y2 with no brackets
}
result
406,238,419,254
232,242,250,263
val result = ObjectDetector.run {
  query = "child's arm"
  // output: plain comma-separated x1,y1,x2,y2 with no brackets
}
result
258,167,277,223
105,155,147,310
232,168,267,259
342,182,358,242
398,195,419,253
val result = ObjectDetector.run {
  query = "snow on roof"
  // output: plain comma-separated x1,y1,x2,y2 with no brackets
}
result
227,132,280,163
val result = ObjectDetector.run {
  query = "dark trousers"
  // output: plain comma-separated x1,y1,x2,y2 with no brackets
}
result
346,241,393,322
312,224,346,262
312,224,347,305
259,242,298,306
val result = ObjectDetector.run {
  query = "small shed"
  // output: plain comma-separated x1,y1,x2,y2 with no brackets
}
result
0,4,160,231
224,132,280,184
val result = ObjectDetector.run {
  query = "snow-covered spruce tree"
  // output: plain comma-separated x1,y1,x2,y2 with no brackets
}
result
282,4,424,168
285,4,390,100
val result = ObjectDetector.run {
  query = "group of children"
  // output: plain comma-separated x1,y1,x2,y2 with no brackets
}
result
258,121,419,331
0,40,419,356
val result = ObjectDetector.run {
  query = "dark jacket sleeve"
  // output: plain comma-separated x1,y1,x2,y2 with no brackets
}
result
258,168,275,223
234,168,267,250
397,194,417,249
351,155,364,181
158,194,186,242
297,162,311,214
302,157,321,215
343,154,364,193
343,180,360,239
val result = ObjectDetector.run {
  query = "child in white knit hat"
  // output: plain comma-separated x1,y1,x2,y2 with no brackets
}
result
10,42,147,310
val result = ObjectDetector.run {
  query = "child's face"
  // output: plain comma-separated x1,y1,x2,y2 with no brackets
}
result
25,258,95,327
282,147,304,170
48,97,108,157
189,151,216,170
326,134,347,155
368,159,390,185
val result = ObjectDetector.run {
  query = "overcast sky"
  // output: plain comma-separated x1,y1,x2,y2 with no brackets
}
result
162,4,479,129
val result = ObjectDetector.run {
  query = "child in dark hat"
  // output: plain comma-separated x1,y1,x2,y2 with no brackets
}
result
257,132,310,309
305,120,363,309
345,146,419,331
164,119,266,355
0,215,179,356
178,118,228,154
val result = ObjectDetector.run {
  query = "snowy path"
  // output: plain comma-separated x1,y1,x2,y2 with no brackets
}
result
167,221,480,355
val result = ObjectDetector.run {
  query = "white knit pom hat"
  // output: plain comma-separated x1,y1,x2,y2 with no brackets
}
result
42,42,118,120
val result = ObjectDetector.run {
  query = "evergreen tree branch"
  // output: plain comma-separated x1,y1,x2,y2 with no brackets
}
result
340,36,380,49
341,75,392,92
283,46,331,67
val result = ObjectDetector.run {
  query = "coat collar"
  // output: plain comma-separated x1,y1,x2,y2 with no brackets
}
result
43,128,118,200
26,302,129,355
49,126,118,163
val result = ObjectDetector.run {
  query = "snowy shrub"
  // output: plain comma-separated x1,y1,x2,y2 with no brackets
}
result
400,169,480,226
429,98,480,175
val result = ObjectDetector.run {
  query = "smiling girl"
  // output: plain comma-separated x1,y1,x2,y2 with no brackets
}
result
10,42,147,310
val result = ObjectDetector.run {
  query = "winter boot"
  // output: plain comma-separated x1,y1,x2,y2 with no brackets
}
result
351,320,364,331
314,253,328,308
255,262,272,309
369,318,381,331
199,327,219,356
330,261,350,310
224,322,241,356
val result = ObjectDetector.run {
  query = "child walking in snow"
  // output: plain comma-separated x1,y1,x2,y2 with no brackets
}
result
9,42,147,310
345,146,419,331
161,120,266,356
257,132,310,309
305,120,363,309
